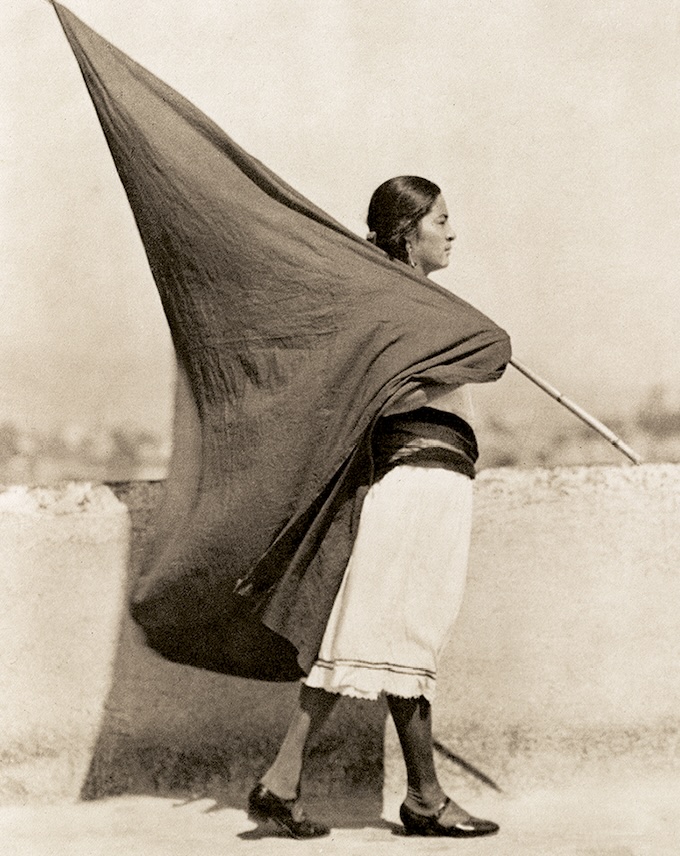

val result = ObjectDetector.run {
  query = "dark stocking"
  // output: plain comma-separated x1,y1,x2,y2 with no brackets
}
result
387,694,445,810
387,694,469,822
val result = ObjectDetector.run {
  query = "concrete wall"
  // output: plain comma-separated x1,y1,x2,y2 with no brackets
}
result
0,484,130,803
1,465,679,807
389,465,680,809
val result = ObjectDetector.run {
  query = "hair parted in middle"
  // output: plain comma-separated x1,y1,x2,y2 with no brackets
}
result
366,176,441,265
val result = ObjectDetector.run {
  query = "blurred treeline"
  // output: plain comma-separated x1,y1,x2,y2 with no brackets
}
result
0,421,170,485
475,385,680,470
1,385,678,485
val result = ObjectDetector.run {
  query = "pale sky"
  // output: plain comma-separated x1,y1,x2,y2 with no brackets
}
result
2,0,679,438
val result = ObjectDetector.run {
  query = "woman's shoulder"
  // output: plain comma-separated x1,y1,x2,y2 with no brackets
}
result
425,385,474,424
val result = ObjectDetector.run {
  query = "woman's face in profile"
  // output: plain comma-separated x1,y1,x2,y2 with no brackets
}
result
408,194,456,276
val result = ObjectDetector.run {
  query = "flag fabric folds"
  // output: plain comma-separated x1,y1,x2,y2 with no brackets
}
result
51,3,511,681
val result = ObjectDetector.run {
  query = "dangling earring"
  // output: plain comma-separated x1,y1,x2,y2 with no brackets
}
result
406,243,417,268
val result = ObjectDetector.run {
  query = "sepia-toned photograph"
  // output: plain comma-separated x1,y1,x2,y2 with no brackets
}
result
1,2,679,853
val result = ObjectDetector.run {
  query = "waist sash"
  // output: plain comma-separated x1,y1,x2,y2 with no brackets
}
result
373,406,478,481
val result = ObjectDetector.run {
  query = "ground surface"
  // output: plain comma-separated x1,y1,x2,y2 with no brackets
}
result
3,772,678,856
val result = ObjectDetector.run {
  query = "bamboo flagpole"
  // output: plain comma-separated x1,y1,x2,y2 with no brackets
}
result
509,358,643,465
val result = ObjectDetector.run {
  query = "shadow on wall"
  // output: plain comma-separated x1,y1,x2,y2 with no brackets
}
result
80,482,387,824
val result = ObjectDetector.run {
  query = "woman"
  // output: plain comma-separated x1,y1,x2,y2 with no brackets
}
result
248,176,500,840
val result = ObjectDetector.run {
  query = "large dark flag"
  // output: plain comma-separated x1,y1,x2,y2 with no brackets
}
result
51,3,511,680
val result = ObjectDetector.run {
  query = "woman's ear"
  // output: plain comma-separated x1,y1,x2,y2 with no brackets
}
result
405,241,417,268
403,227,418,267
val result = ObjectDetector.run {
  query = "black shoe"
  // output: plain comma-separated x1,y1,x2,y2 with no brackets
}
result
247,783,330,839
400,797,499,838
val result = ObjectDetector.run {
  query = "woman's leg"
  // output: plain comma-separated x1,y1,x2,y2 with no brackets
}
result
386,694,470,822
259,684,339,799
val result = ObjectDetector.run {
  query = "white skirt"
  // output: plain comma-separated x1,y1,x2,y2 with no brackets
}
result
304,465,473,702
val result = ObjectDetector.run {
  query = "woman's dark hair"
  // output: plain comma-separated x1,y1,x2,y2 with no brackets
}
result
366,176,441,264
